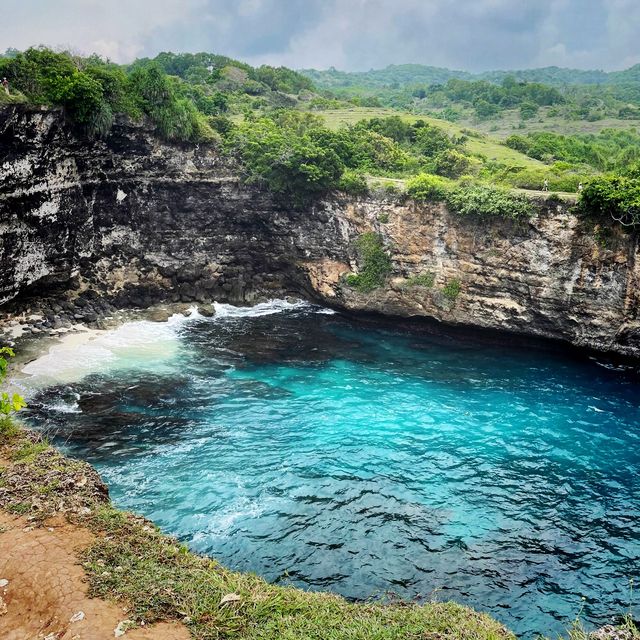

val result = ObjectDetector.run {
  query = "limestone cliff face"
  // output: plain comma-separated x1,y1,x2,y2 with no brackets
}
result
300,199,640,357
1,105,639,358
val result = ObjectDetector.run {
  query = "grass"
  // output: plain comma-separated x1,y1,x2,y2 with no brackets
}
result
0,91,27,105
83,506,514,640
403,273,436,288
450,105,640,139
0,419,514,640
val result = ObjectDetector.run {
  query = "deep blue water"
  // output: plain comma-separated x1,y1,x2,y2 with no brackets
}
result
27,301,640,637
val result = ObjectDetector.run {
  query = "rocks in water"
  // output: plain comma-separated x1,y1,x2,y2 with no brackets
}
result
198,304,216,318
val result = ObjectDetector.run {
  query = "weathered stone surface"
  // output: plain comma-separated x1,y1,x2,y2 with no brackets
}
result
1,105,640,359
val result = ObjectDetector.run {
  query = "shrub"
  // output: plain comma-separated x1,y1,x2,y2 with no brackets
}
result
579,174,640,227
442,278,462,301
129,64,216,143
57,73,106,127
0,347,26,435
432,149,473,178
406,173,450,201
345,233,392,292
233,117,344,201
338,170,368,195
405,272,435,288
445,183,534,219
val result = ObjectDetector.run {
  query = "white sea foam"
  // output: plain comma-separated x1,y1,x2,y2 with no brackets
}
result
22,313,194,389
212,298,314,319
19,299,333,391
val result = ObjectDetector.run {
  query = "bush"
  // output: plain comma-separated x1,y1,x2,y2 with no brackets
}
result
57,73,106,127
496,165,585,192
0,347,26,427
232,116,344,201
405,272,435,288
129,64,216,143
338,170,368,195
345,233,392,292
432,149,472,178
445,183,534,219
579,174,640,227
442,278,462,301
406,173,450,201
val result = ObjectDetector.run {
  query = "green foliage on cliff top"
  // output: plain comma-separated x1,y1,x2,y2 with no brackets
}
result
578,169,640,228
407,174,535,219
445,183,535,219
0,48,216,141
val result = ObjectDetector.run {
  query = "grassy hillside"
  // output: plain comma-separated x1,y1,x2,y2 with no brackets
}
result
315,107,545,168
299,63,640,134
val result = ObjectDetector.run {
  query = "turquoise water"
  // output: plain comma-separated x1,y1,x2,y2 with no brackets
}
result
27,301,640,637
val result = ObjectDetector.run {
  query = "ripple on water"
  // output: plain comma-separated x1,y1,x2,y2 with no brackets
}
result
23,300,640,638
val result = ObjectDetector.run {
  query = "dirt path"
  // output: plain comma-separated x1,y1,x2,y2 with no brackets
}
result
0,512,190,640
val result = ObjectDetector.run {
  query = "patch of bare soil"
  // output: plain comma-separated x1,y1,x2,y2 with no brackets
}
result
0,512,190,640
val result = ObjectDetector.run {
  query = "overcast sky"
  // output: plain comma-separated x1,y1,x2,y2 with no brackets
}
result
2,0,639,72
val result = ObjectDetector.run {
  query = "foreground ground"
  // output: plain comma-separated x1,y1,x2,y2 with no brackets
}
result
0,421,516,640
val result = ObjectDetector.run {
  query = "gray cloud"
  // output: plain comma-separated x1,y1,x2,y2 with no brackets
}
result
1,0,638,71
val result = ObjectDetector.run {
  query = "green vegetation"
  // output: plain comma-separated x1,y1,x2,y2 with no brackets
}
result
445,184,534,219
300,63,640,126
345,233,392,292
442,278,462,301
0,48,215,140
338,169,369,195
0,347,26,436
404,272,436,288
406,173,450,200
230,113,343,202
505,129,640,171
578,171,640,227
407,175,534,219
3,47,639,226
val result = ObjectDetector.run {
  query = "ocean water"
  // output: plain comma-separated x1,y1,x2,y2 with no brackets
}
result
23,301,640,637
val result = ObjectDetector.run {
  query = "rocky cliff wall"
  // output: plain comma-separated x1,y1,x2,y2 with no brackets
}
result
1,105,639,358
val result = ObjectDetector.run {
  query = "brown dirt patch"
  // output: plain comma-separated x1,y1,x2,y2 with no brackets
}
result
0,511,190,640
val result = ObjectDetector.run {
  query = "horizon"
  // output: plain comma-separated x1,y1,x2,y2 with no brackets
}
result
3,46,638,77
2,1,639,73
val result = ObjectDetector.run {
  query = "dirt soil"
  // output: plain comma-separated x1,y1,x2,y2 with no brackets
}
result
0,511,190,640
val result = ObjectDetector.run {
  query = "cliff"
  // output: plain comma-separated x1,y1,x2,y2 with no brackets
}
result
1,105,639,358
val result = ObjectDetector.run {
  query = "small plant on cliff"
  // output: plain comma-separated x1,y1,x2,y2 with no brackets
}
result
0,347,26,438
345,232,392,292
442,278,462,302
405,272,436,288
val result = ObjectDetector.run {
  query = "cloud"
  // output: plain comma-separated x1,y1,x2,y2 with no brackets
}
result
1,0,638,71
